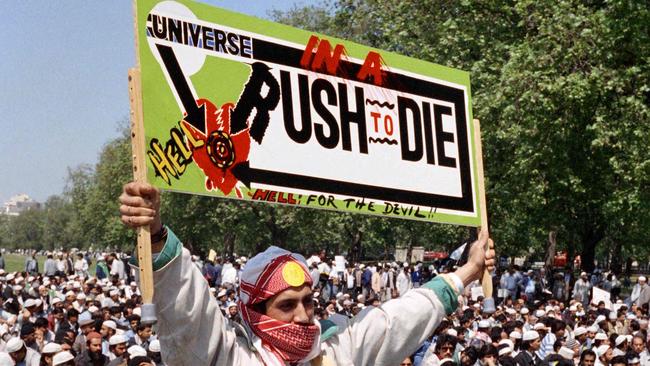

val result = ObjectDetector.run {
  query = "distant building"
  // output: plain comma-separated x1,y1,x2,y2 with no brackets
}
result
2,194,40,216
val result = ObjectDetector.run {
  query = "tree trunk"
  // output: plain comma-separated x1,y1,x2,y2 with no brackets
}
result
349,231,363,263
610,241,623,274
223,231,235,258
581,228,603,273
544,230,557,272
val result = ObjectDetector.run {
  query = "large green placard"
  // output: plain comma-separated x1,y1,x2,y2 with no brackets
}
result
134,0,481,226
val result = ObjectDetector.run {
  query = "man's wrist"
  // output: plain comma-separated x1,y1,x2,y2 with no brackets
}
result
454,263,481,287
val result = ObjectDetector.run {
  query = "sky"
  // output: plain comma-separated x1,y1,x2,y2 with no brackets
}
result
0,0,307,205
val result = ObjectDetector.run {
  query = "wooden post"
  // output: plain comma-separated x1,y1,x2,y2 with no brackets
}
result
129,68,156,323
473,119,492,298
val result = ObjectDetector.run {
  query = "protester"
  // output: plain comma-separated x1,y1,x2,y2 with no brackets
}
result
119,181,496,365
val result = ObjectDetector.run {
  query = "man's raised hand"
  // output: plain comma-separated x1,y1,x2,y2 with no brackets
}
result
119,182,162,234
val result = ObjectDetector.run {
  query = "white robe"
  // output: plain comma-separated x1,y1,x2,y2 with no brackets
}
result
143,235,456,366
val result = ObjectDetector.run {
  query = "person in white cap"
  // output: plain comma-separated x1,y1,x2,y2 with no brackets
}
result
107,334,129,365
396,263,412,297
52,351,75,366
120,181,496,366
573,272,592,307
147,339,163,366
596,344,613,366
101,320,118,357
41,342,62,366
6,337,39,366
636,276,650,307
515,331,541,366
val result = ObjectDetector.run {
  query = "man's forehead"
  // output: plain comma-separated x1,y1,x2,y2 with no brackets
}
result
273,284,312,301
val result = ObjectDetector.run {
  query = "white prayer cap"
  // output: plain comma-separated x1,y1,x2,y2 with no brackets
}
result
615,335,627,346
523,330,540,342
27,276,34,282
127,345,147,357
343,300,352,306
574,326,588,336
77,293,86,300
609,311,618,320
52,351,75,365
580,272,587,277
639,276,647,282
520,307,530,315
588,325,599,333
217,289,227,298
498,346,513,356
359,264,365,269
51,297,62,305
130,281,137,287
506,308,516,315
5,337,24,353
569,305,577,312
558,346,575,360
336,292,343,299
226,301,237,309
209,288,216,293
109,289,119,297
149,339,161,352
596,345,610,357
534,323,547,331
42,342,62,354
627,314,637,320
109,334,128,346
510,331,522,339
88,306,99,313
545,305,554,312
102,320,117,330
478,320,490,328
447,329,458,337
595,315,607,323
12,285,22,292
499,339,514,348
65,291,75,297
78,312,94,326
595,332,608,341
24,298,37,308
403,262,409,268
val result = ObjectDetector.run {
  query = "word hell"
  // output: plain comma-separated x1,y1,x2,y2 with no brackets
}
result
148,123,204,184
251,189,299,204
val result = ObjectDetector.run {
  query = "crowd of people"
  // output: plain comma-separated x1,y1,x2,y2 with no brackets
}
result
0,251,160,366
1,240,646,366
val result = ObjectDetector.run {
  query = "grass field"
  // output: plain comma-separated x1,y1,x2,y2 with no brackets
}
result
1,254,96,275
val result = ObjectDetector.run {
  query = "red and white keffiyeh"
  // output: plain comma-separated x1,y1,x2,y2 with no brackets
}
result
238,247,319,364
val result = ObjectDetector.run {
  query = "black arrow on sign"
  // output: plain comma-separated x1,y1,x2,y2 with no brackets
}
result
231,161,252,187
155,44,206,132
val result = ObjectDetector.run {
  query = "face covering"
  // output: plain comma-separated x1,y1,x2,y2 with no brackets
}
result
242,305,319,363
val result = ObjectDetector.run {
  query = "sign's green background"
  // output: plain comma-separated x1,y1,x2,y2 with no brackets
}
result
135,0,480,226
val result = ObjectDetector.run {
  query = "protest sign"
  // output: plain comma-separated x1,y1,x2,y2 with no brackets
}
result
592,287,612,310
132,0,481,226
